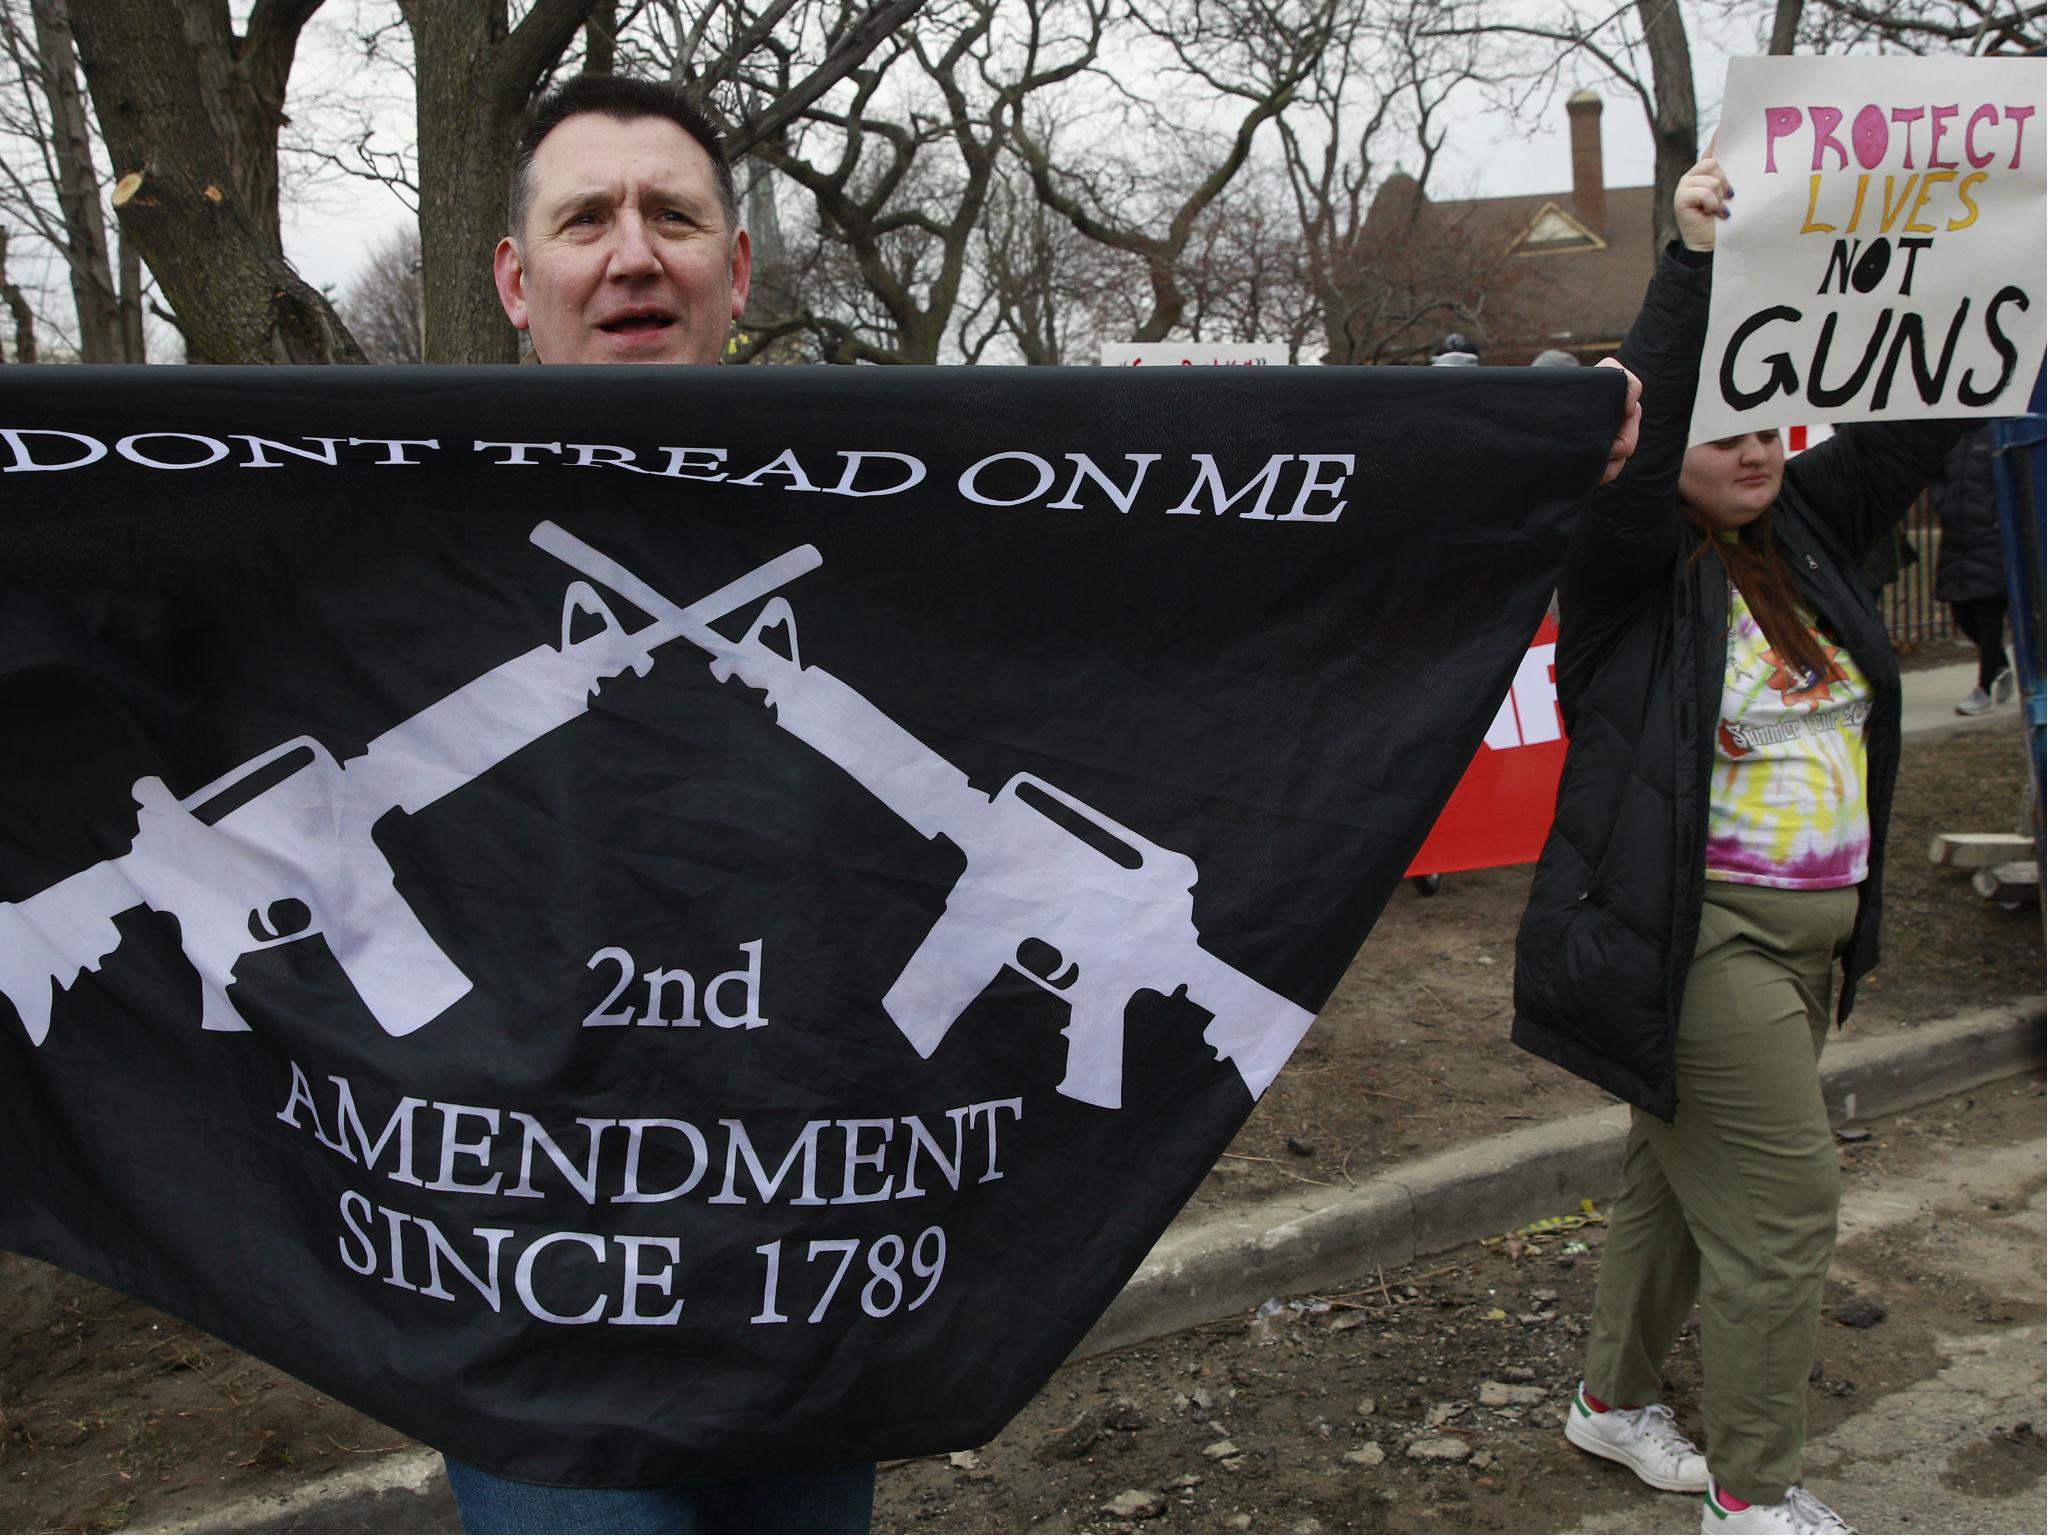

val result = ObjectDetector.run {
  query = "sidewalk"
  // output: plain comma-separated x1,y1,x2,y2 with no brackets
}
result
181,998,2045,1535
1900,660,2027,739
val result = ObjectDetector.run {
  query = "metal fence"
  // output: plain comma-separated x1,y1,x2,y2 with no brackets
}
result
1881,492,1957,648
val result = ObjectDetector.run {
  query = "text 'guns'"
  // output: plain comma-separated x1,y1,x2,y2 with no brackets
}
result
0,531,822,1047
537,526,1317,1110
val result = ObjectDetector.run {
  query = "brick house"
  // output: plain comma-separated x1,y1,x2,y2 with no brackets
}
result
1363,90,1659,366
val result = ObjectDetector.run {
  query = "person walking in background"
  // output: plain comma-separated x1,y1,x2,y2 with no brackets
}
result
1511,154,1968,1535
1931,425,2014,715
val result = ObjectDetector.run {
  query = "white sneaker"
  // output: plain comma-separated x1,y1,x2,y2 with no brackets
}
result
1993,666,2016,704
1564,1382,1709,1492
1956,685,1993,716
1701,1476,1856,1533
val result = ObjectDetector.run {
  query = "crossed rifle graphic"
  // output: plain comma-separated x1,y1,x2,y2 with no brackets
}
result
0,524,1312,1110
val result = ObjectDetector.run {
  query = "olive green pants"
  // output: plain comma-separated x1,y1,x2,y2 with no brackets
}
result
1581,880,1858,1505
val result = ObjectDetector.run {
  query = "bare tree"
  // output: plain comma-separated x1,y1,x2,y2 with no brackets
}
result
14,0,943,365
284,7,421,220
1768,0,1801,52
340,223,424,363
1340,171,1553,361
713,0,1095,364
399,0,594,364
187,0,326,249
69,0,360,362
1007,0,1340,343
956,156,1144,363
1270,0,1485,362
0,226,37,360
585,0,619,73
1430,0,1700,250
722,0,1504,364
0,0,142,360
1635,0,1698,250
1146,166,1323,355
1787,0,2043,52
644,0,933,158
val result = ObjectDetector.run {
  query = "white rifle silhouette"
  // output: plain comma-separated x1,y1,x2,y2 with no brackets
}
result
540,526,1315,1110
0,527,820,1046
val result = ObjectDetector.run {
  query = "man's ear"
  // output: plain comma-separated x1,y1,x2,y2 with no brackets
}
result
727,229,752,321
493,238,531,332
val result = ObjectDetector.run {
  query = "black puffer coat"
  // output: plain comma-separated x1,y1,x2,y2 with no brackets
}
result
1511,247,1966,1121
1931,425,2003,604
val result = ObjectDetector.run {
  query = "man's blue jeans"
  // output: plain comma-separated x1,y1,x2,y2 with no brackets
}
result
442,1455,876,1534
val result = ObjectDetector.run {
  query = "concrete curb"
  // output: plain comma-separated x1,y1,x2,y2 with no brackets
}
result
183,998,2042,1533
1076,996,2045,1357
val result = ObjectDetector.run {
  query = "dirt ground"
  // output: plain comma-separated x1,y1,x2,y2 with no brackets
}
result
0,727,2039,1535
1198,722,2042,1213
872,1078,2046,1535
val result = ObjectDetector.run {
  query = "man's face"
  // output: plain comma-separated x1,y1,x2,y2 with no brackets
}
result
493,113,751,366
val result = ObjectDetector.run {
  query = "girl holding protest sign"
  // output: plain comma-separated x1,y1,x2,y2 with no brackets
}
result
1511,154,1968,1536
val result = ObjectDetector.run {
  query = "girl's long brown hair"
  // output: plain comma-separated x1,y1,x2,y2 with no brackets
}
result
1683,504,1833,684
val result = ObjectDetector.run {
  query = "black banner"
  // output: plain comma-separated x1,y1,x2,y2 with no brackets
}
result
0,364,1619,1485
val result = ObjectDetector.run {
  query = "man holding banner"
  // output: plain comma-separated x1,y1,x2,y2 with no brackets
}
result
491,76,752,370
468,73,1639,1536
0,70,1647,1536
477,75,885,1536
1516,51,2041,1535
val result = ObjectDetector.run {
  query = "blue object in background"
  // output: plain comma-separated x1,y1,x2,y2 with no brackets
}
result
1990,365,2046,868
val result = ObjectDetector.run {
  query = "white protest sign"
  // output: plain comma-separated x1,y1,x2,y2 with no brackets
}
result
1693,55,2046,443
1101,342,1291,366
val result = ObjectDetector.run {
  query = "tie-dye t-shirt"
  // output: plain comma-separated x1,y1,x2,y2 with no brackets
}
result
1704,583,1871,890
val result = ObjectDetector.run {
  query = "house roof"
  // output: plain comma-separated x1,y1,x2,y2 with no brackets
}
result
1396,181,1662,362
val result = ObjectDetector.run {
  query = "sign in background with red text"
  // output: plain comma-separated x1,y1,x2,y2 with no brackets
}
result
1408,616,1565,876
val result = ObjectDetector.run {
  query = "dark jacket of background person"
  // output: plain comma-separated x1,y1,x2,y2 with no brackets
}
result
1931,425,2003,604
1511,248,1965,1121
1856,522,1918,594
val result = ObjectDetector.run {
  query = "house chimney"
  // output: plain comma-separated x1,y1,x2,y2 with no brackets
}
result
1566,89,1606,235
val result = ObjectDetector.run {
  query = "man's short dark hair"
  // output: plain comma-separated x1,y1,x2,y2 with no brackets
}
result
508,75,739,244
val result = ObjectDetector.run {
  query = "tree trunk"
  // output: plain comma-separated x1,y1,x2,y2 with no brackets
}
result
402,0,591,364
1132,256,1185,343
1634,0,1698,252
29,0,122,359
71,0,362,362
1769,0,1802,54
0,230,38,362
584,0,615,75
116,225,144,361
178,0,312,255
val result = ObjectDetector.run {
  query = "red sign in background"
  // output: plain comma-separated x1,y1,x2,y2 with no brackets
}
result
1407,616,1566,876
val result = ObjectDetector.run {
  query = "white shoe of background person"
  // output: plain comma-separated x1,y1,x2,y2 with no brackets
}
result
1956,685,1994,715
1993,666,2016,704
1701,1475,1856,1533
1563,1382,1709,1491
